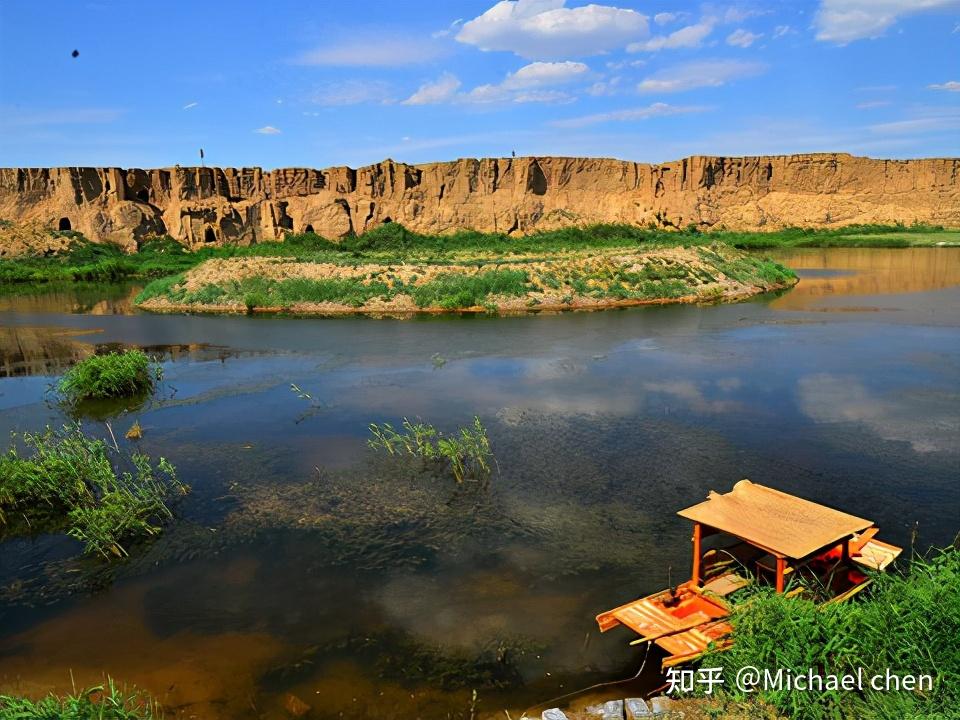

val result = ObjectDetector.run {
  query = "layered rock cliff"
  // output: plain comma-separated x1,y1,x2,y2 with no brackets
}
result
0,154,957,250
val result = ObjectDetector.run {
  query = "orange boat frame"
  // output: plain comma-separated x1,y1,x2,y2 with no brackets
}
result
595,480,903,668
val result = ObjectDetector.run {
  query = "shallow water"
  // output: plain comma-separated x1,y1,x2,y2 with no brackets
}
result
0,248,958,719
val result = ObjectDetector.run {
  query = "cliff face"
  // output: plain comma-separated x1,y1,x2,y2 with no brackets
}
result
0,154,957,250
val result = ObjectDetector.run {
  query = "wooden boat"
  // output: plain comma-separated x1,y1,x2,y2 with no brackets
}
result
595,480,902,668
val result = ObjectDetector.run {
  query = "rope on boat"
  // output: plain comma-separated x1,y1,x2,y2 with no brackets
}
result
517,639,652,719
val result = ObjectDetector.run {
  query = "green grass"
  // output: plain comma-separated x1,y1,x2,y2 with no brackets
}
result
0,424,188,558
0,678,161,719
1,222,953,289
58,350,160,403
410,269,530,309
701,544,960,720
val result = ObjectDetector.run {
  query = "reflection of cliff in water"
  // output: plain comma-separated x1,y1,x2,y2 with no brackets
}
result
0,326,95,377
768,248,960,310
0,282,143,314
0,329,241,378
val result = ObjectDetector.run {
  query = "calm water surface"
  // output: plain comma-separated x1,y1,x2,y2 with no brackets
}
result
0,248,958,719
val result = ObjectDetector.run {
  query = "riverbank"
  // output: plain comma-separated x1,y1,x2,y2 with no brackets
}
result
134,245,797,315
0,221,955,290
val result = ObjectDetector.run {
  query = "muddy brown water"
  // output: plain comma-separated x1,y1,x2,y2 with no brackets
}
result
0,248,958,719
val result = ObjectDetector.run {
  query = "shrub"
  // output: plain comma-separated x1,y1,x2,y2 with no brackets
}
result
58,350,159,403
0,424,187,558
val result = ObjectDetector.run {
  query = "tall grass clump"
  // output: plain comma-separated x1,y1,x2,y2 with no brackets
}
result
58,350,160,403
0,424,188,558
411,269,530,309
368,416,493,484
0,677,162,719
702,545,960,719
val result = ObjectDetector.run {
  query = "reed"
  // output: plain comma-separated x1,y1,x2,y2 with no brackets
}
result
0,424,188,558
368,416,493,484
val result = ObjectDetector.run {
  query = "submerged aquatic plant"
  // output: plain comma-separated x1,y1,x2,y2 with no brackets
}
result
58,349,161,403
368,416,492,484
0,677,162,719
0,424,188,558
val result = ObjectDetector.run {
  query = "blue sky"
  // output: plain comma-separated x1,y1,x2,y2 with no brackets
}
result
0,0,958,169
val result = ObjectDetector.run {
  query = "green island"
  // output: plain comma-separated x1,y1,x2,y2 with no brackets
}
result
2,221,956,315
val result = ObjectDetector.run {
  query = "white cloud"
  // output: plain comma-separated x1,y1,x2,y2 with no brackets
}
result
637,60,766,93
868,111,960,135
720,6,770,24
182,101,199,110
310,80,393,106
606,59,646,70
726,28,762,47
772,24,793,38
456,0,649,59
928,81,960,92
552,101,707,127
402,73,462,105
254,126,281,135
814,0,960,44
856,100,892,109
417,62,587,105
513,89,575,103
653,12,678,25
295,37,444,66
586,77,622,96
501,60,589,88
628,20,714,51
432,19,464,38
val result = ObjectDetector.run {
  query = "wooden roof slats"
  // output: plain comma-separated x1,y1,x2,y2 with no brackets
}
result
678,479,874,559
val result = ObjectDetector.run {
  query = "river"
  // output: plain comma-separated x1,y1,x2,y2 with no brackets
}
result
0,248,957,719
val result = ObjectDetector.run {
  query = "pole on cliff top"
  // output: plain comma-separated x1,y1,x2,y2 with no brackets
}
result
200,148,205,168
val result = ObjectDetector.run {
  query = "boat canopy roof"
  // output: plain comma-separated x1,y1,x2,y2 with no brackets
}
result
677,480,873,560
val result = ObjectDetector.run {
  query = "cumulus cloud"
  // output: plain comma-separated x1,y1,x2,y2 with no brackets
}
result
310,80,394,106
928,81,960,92
552,101,707,128
637,59,766,93
628,20,714,51
501,60,589,88
402,73,462,105
295,36,444,65
407,62,587,105
653,11,679,25
814,0,960,44
726,28,762,47
254,126,281,134
456,0,649,59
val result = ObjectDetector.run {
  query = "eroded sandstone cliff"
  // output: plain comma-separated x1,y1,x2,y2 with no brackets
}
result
0,154,957,250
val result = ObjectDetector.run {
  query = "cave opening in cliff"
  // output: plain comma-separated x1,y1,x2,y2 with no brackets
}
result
204,226,217,243
58,217,71,231
304,224,314,234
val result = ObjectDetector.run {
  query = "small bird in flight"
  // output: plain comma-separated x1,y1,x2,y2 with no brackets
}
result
71,49,79,58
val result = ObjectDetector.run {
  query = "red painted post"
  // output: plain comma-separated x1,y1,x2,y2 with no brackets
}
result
692,522,702,586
